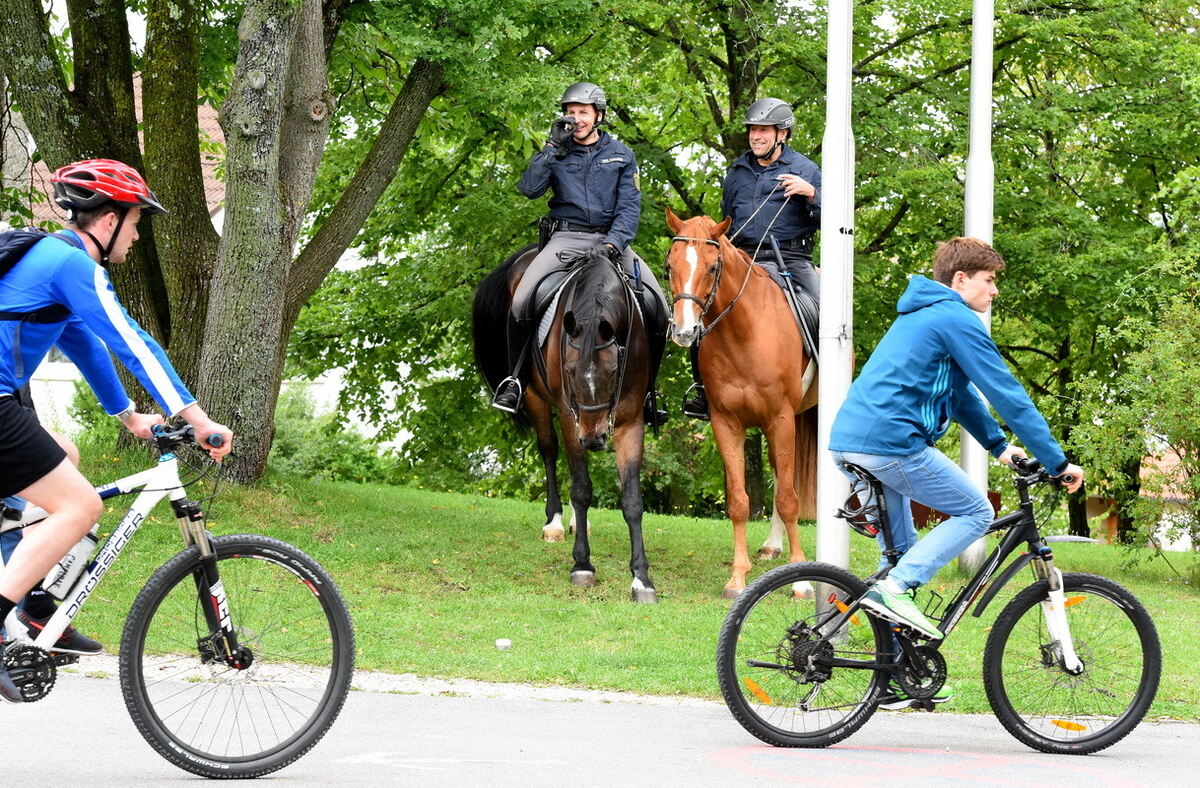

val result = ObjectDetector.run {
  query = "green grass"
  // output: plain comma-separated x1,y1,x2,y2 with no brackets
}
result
66,451,1200,719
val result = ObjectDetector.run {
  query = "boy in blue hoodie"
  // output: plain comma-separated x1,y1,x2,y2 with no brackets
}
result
829,237,1083,703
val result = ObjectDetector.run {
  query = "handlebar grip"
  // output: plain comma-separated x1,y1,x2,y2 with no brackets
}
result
206,434,224,448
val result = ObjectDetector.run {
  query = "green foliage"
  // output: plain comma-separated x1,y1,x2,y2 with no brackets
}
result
267,386,397,484
289,0,1200,515
68,378,120,446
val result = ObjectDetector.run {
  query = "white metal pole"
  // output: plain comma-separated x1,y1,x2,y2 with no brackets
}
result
959,0,995,572
816,0,856,569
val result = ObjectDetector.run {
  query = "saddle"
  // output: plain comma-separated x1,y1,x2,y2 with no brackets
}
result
517,248,667,347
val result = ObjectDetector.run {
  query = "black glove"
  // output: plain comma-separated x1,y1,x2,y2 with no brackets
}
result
547,116,576,157
595,243,622,262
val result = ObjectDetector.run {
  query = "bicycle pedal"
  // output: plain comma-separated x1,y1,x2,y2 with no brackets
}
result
52,653,79,667
911,699,936,712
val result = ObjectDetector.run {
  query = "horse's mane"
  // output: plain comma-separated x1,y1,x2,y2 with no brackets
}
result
567,249,628,361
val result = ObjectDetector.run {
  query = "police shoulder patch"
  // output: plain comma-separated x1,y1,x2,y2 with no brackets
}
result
633,171,641,192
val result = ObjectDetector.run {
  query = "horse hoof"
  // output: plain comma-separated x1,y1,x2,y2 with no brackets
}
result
757,547,782,560
721,587,742,600
792,580,815,600
542,527,565,542
570,571,597,587
631,587,659,604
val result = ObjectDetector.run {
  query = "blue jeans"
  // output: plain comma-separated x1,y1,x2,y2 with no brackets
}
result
832,448,994,590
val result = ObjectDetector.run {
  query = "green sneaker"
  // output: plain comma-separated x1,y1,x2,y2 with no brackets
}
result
860,584,943,640
877,680,955,710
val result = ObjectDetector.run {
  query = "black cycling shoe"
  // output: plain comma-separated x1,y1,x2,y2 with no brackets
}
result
0,643,22,704
682,384,710,421
643,393,669,428
16,609,103,655
491,377,523,414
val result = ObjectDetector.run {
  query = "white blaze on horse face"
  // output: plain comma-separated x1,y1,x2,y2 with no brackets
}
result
675,245,702,335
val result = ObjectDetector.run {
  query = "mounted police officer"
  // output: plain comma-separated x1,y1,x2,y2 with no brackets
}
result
493,81,669,425
683,97,822,419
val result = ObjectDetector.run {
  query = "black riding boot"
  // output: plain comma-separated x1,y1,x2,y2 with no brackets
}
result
642,301,670,429
492,319,532,414
681,342,709,420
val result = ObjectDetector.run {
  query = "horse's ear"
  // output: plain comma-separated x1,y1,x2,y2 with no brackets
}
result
712,216,733,240
665,206,683,234
564,311,578,336
598,319,615,343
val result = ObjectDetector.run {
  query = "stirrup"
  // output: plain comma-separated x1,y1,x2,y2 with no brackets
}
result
491,377,523,414
681,382,710,421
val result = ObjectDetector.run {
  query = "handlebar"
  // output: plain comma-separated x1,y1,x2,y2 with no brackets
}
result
151,424,223,453
1009,456,1074,489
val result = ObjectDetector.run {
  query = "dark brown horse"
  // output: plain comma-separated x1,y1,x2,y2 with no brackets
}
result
473,244,658,602
664,208,819,598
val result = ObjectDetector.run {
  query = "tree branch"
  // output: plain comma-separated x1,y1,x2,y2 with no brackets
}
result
287,57,446,317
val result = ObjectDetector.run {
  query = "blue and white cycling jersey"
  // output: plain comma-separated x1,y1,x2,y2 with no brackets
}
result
0,231,194,417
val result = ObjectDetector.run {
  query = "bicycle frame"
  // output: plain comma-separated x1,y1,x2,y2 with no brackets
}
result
827,462,1084,675
1,435,243,666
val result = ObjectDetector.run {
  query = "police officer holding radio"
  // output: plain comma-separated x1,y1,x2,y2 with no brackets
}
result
683,98,822,420
492,81,669,425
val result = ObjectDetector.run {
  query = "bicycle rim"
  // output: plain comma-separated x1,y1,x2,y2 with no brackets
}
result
984,573,1160,754
717,563,887,747
120,536,354,777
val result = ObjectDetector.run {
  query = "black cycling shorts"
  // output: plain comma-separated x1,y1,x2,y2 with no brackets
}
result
0,394,67,498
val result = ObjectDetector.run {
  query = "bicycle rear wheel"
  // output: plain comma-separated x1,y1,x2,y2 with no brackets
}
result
716,562,889,747
983,572,1160,754
119,535,354,778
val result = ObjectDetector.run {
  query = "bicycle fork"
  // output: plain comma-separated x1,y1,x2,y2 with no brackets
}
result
173,497,248,670
1032,549,1083,675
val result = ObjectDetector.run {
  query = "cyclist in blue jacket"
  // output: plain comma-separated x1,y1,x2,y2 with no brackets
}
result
0,159,233,703
829,237,1083,707
493,82,668,425
683,98,822,419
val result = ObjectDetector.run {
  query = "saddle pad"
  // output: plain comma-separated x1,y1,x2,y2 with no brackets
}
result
537,288,564,347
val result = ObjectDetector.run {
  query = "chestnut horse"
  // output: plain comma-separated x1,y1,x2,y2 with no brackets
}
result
473,244,659,603
664,208,818,598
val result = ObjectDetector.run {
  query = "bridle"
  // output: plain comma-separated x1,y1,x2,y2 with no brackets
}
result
667,234,754,337
557,259,635,432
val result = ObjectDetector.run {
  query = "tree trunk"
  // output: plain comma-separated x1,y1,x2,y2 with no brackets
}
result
143,0,219,388
199,0,306,481
745,431,764,519
1116,455,1142,545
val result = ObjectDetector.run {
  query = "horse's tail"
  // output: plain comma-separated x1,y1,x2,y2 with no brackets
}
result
472,243,538,432
794,405,819,521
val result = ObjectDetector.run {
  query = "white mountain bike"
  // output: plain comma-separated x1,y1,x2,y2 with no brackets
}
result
0,425,354,778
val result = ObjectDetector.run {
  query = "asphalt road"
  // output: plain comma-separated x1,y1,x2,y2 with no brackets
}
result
0,668,1192,787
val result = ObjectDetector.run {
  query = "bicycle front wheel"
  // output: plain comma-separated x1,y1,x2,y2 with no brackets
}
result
119,535,355,778
716,562,889,748
983,572,1160,754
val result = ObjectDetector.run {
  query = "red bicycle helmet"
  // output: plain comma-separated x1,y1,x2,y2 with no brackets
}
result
51,159,167,216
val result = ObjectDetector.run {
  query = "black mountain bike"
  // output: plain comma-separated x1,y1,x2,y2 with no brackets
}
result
716,457,1160,754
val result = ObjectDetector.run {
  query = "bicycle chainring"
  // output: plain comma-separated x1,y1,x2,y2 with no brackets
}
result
896,645,947,700
4,644,56,702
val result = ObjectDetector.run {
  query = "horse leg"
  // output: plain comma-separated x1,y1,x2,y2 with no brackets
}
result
613,420,656,603
757,501,784,560
561,421,596,587
711,414,751,599
527,396,565,542
763,412,813,600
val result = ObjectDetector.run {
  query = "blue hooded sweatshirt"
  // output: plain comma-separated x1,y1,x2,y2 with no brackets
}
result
830,275,1068,474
